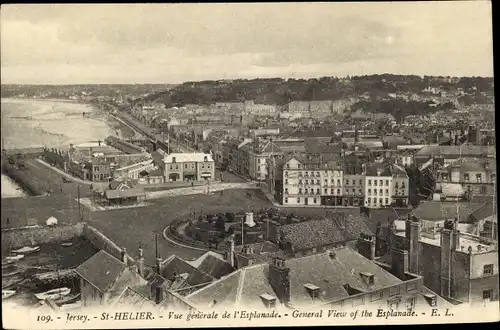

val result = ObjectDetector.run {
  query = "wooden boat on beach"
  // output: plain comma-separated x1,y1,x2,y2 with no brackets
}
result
12,246,40,254
2,290,16,300
61,242,73,247
54,293,80,306
35,287,71,300
5,254,24,262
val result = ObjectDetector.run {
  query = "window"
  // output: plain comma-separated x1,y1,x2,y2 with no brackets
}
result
285,198,288,203
285,188,288,194
464,173,470,181
379,198,383,205
184,164,188,169
483,289,493,300
371,291,383,302
313,198,317,204
359,180,363,185
368,189,371,194
483,264,494,276
442,173,448,181
476,173,482,182
331,188,334,194
201,164,205,169
337,179,341,186
305,180,309,184
368,198,371,203
299,180,302,184
285,179,288,184
207,164,211,169
407,282,417,292
395,181,399,188
346,179,349,185
305,188,308,194
169,165,173,170
385,198,389,205
287,164,290,169
324,179,327,184
368,180,372,185
359,189,363,194
389,286,400,296
172,157,176,163
324,188,327,194
352,296,365,307
386,189,389,195
316,188,320,194
316,180,320,184
297,198,300,203
379,189,383,194
374,180,377,186
385,180,389,186
298,164,301,169
204,156,208,162
380,180,383,186
285,171,288,177
374,190,377,196
175,164,179,170
337,189,341,195
492,174,496,182
299,188,302,194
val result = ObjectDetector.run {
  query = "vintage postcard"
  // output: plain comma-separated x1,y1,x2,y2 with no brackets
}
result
1,2,498,329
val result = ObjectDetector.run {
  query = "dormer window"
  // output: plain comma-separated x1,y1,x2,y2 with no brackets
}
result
260,294,277,308
360,272,375,286
303,283,320,300
204,156,208,162
464,173,469,181
172,157,176,163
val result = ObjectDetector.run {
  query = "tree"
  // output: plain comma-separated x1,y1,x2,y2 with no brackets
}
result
215,216,225,232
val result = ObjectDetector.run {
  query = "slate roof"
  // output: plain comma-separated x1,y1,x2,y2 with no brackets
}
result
415,145,495,158
279,214,373,251
105,135,145,154
113,286,156,309
189,252,235,279
186,247,403,309
160,255,215,288
413,201,485,222
441,158,496,173
75,250,127,293
105,187,146,199
467,202,495,223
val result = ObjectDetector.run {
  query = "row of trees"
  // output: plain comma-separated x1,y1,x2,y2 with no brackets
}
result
149,75,494,108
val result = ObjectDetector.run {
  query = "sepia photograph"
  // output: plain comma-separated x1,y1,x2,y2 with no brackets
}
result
1,2,498,329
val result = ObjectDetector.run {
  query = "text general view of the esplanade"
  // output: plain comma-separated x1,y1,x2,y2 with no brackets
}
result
1,3,498,327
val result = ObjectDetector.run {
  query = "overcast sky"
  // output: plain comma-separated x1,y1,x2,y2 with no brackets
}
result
1,2,494,84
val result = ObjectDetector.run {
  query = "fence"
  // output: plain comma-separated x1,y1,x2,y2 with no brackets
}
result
82,224,135,264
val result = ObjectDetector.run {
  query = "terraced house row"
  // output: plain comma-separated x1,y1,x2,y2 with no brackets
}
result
281,156,409,208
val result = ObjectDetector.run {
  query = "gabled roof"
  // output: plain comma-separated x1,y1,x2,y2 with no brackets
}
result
413,201,485,222
105,187,145,200
161,255,215,288
75,250,127,293
186,247,403,309
188,251,235,279
113,286,156,309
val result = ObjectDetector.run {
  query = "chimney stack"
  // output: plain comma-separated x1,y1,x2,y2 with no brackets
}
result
121,248,128,265
408,216,421,274
357,233,376,260
138,246,145,277
440,220,459,298
155,286,163,304
226,235,235,268
390,248,409,279
268,257,290,304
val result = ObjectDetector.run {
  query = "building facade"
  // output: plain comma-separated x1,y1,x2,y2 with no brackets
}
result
163,153,215,182
282,156,343,206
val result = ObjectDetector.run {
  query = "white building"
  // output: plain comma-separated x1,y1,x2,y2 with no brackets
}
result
163,153,215,182
364,163,409,209
113,159,155,181
282,155,343,206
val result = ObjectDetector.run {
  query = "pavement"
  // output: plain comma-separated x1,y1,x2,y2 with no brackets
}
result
146,182,259,200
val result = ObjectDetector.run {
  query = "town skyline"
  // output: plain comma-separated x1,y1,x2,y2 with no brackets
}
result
1,2,494,85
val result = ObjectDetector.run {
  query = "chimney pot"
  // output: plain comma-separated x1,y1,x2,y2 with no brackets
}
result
121,248,128,265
